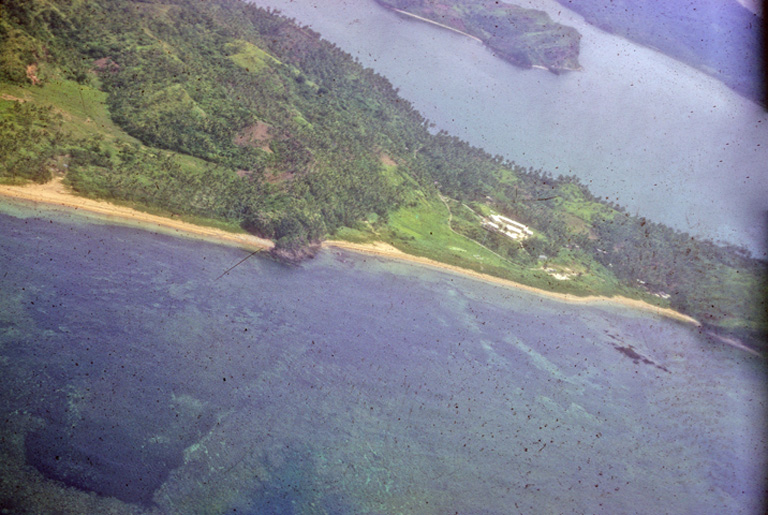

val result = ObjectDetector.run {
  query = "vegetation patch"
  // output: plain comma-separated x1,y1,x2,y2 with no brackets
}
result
226,39,281,72
233,121,274,153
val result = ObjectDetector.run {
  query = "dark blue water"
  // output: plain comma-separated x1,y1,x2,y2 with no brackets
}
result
0,200,765,513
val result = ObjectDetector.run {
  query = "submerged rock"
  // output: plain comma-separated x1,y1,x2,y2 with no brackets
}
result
269,242,321,264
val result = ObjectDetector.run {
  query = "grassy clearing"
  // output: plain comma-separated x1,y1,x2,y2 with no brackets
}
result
331,226,378,243
382,196,576,293
226,40,282,73
331,193,663,302
1,79,132,141
561,199,616,224
380,162,403,188
1,79,247,235
556,183,617,225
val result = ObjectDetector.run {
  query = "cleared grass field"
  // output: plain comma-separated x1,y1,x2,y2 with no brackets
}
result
226,40,282,73
0,77,247,234
0,78,133,142
367,195,661,301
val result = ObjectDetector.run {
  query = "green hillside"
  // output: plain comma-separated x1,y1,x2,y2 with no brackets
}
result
0,0,765,344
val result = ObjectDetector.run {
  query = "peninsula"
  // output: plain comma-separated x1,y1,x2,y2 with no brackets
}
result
373,0,582,73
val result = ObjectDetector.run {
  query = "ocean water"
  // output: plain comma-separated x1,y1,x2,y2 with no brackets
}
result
0,200,765,514
247,0,768,255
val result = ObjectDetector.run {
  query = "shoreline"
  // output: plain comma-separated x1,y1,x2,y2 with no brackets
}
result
0,178,273,252
323,240,701,326
389,7,580,74
0,179,699,326
391,9,483,43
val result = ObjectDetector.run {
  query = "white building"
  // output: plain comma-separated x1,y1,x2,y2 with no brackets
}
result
483,215,533,241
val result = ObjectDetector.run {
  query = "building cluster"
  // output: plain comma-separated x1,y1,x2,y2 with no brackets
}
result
482,214,533,241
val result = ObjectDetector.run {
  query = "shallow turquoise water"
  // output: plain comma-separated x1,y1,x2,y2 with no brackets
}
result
0,200,765,514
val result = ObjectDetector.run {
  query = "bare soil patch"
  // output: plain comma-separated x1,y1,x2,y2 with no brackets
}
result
234,121,274,153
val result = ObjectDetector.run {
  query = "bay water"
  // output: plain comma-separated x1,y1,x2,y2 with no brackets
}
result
0,199,765,513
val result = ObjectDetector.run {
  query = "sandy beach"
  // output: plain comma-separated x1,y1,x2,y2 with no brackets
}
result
0,178,273,252
323,240,701,326
0,178,699,326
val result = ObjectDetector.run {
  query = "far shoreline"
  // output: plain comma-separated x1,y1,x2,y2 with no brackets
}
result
0,178,700,327
323,240,701,326
390,8,483,43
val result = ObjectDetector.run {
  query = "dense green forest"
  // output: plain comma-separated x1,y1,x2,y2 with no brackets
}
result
0,0,765,345
373,0,581,73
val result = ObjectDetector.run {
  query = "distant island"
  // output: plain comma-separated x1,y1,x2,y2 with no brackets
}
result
554,0,765,105
373,0,582,74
